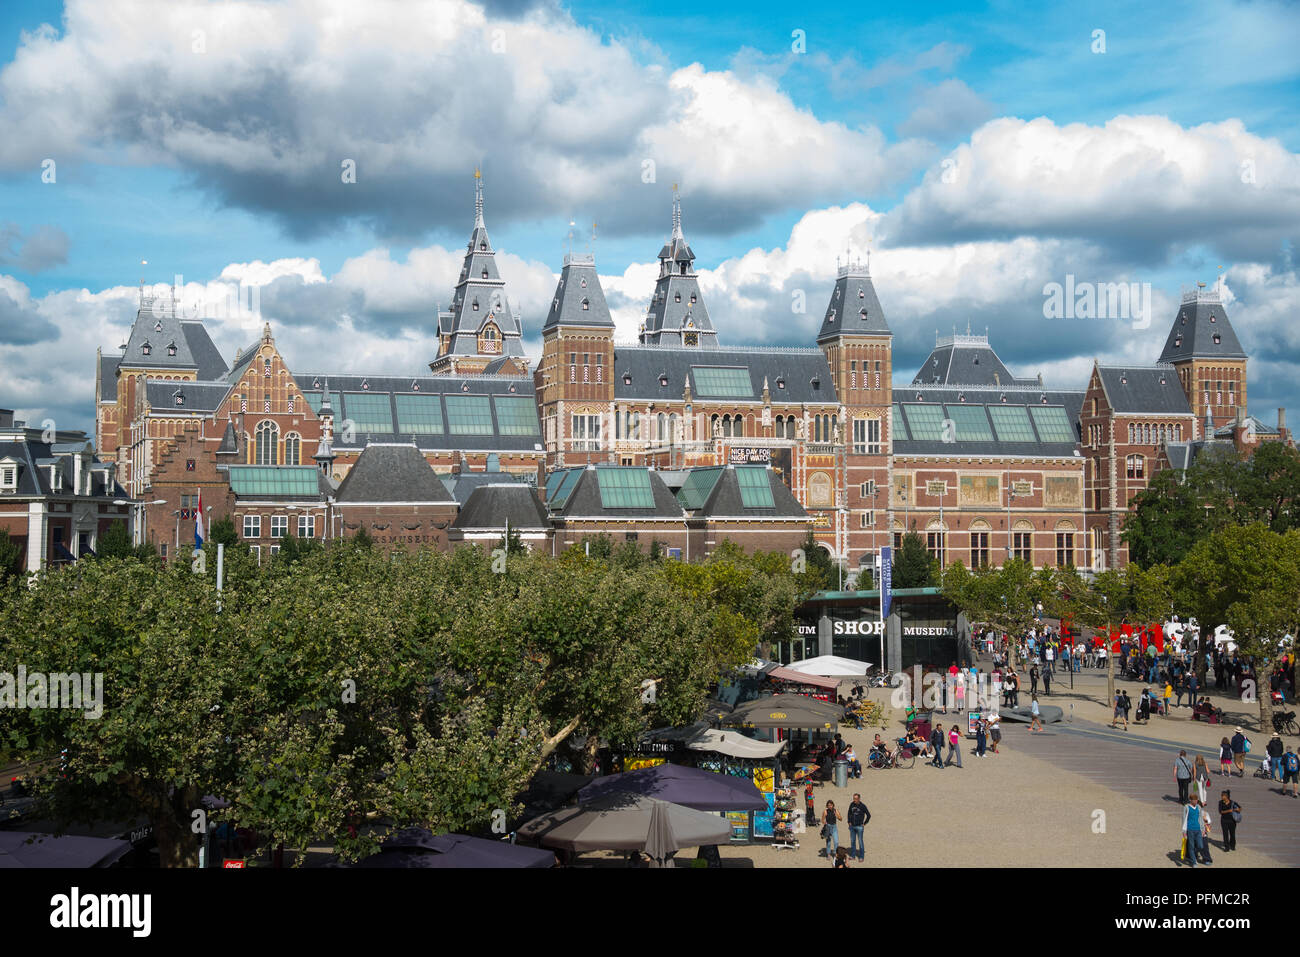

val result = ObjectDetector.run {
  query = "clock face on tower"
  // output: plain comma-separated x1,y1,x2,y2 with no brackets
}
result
684,332,699,346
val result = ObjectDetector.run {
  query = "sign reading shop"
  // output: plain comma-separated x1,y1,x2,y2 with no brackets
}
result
831,619,954,638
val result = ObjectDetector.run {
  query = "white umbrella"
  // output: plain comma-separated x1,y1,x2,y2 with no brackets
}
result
785,655,872,676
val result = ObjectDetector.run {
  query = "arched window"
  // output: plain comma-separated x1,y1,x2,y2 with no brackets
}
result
669,412,679,442
255,421,279,465
656,412,666,442
1126,454,1145,480
284,433,301,466
734,416,744,437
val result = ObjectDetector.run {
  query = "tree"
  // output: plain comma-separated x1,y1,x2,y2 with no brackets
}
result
352,525,373,549
495,524,526,557
95,522,134,560
208,516,240,547
794,530,837,594
0,528,24,585
1124,470,1210,567
893,531,936,589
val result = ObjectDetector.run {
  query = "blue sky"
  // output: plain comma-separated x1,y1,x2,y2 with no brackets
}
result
0,0,1297,434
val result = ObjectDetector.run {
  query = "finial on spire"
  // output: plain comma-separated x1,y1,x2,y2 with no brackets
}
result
671,184,682,241
474,168,484,228
566,217,576,257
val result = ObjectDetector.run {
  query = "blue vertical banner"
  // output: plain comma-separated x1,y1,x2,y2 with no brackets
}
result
879,546,892,618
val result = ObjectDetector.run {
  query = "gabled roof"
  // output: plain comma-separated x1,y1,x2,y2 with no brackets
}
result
640,195,718,348
334,444,455,504
1214,415,1279,438
612,346,836,405
441,176,524,357
1158,288,1247,363
98,353,123,398
452,484,550,531
817,263,891,342
1096,366,1193,416
181,321,230,379
542,254,614,331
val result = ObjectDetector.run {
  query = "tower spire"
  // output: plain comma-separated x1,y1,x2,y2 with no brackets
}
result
671,183,683,241
474,168,484,228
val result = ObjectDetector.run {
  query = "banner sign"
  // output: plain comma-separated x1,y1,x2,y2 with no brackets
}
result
879,546,892,619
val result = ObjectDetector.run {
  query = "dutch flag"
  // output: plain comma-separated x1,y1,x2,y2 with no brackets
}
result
195,487,205,550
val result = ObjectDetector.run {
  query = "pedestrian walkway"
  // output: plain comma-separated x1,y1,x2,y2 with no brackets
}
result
1008,718,1300,867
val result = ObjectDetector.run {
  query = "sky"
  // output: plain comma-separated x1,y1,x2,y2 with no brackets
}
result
0,0,1297,436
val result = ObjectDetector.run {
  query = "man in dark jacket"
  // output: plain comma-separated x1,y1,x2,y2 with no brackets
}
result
930,723,946,767
846,794,870,861
1230,728,1248,777
1267,732,1285,781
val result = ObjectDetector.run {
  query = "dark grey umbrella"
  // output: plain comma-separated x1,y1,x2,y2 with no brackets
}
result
722,693,844,729
518,792,731,863
350,828,555,868
578,763,765,812
0,832,132,868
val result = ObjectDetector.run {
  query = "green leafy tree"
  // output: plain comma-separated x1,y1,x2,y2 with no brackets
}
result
208,516,240,547
893,530,936,588
0,528,24,584
95,521,134,560
495,524,526,557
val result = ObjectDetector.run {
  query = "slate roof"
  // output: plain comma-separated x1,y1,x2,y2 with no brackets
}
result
441,469,535,505
334,444,456,503
911,335,1035,387
817,265,891,342
98,353,123,398
683,465,807,520
217,421,240,455
119,296,227,377
1096,366,1193,416
892,385,1084,457
1162,439,1239,475
612,346,837,405
542,254,615,331
297,373,544,453
546,466,686,520
440,177,525,357
0,433,125,499
1158,292,1247,363
144,380,231,413
452,484,551,531
1214,415,1279,438
640,197,719,348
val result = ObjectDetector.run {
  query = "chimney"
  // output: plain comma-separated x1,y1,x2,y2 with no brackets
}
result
0,409,12,428
1235,407,1245,428
1280,408,1287,432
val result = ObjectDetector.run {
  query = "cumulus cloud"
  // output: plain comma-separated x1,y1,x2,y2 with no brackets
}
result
883,115,1300,263
897,79,994,141
0,0,923,239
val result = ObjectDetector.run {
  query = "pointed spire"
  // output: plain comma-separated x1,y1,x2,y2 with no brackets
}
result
474,168,484,228
671,183,683,241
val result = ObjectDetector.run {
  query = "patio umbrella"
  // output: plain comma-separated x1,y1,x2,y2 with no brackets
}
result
785,655,872,676
350,828,554,868
722,693,844,729
0,832,132,868
518,792,731,864
578,763,765,812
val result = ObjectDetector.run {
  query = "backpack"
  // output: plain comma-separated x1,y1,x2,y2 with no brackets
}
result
1287,753,1299,773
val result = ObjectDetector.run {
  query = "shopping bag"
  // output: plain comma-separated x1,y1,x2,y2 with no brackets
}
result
1179,836,1187,861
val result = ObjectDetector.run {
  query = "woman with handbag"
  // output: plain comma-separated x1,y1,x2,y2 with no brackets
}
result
1218,790,1240,851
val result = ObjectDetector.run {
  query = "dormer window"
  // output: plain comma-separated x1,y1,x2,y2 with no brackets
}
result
859,308,867,319
154,320,163,332
1213,334,1221,345
0,463,16,490
479,242,487,251
659,374,668,387
472,299,479,311
958,393,965,402
1000,394,1007,402
1174,335,1182,347
581,298,590,311
481,269,488,279
174,391,185,406
361,378,369,391
411,381,420,392
858,287,865,299
776,377,786,389
623,373,632,385
811,377,821,390
580,277,587,288
141,340,152,355
166,341,177,356
674,292,681,303
1209,315,1216,322
690,294,696,304
461,382,470,392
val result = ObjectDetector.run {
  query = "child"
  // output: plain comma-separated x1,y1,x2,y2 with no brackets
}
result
1218,737,1233,776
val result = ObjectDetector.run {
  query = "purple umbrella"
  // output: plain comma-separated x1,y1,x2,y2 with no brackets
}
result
578,763,765,812
0,832,132,868
351,828,554,868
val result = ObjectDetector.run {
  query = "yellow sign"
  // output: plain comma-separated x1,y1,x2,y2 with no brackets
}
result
768,712,787,720
623,756,666,771
753,767,774,793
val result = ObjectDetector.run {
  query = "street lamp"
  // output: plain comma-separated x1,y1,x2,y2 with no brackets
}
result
114,499,165,546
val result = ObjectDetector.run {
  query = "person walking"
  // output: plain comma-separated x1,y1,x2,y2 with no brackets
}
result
1042,663,1052,696
989,713,1002,754
846,793,870,862
1111,691,1128,731
946,723,963,767
975,717,987,758
1283,746,1300,798
1174,750,1193,804
1217,789,1240,852
1230,727,1248,777
1218,737,1233,776
1030,663,1040,696
1181,795,1206,867
1120,690,1132,726
821,800,841,863
1192,754,1212,805
929,723,946,768
955,671,966,712
1267,732,1285,782
1029,694,1043,732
